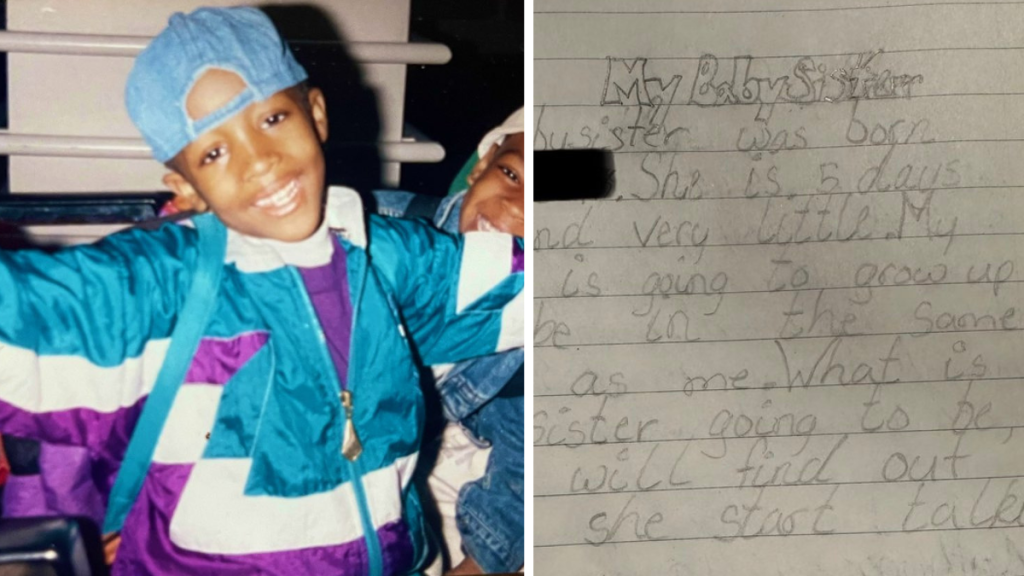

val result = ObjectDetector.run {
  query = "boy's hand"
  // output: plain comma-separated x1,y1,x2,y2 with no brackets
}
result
102,532,122,566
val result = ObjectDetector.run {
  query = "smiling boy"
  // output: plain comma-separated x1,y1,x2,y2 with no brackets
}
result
0,7,523,575
159,73,328,241
459,129,525,238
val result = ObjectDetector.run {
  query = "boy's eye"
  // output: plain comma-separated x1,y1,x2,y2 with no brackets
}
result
500,165,520,184
200,147,225,166
262,112,288,128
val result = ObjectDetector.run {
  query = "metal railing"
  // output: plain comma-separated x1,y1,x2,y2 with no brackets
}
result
0,30,449,164
0,31,452,64
0,132,445,163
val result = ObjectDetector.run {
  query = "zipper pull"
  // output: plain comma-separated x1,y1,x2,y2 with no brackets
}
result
340,390,363,461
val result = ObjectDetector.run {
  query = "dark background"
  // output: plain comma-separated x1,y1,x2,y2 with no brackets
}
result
402,0,524,196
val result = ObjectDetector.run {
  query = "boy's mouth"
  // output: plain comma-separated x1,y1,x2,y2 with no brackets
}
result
254,178,302,217
472,214,502,233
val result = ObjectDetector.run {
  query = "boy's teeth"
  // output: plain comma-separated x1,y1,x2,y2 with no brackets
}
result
256,180,298,208
477,216,498,232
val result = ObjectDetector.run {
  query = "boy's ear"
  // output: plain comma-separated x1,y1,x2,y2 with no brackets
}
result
467,143,499,187
307,87,328,143
162,171,208,212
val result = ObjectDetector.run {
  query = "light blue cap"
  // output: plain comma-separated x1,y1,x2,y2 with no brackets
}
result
125,7,308,163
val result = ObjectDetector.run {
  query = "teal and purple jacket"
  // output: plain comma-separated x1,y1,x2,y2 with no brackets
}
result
0,187,524,575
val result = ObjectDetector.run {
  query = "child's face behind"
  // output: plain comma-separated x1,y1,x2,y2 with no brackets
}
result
459,133,525,238
163,69,329,242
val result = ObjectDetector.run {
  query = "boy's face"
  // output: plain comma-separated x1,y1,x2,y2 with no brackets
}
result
459,133,525,238
163,69,329,242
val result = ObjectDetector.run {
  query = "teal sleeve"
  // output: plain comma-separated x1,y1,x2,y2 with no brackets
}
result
0,223,198,364
366,214,523,366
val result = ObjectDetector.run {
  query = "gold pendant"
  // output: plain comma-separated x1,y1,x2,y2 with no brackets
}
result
340,390,363,461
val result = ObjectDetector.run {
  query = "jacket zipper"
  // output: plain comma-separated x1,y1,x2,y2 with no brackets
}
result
290,267,382,576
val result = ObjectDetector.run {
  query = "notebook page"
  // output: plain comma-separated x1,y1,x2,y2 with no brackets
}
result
533,1,1024,574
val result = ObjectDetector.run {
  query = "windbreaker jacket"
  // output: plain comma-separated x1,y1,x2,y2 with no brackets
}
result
0,187,524,575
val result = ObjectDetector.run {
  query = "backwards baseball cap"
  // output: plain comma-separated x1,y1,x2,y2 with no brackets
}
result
477,107,525,158
125,6,308,163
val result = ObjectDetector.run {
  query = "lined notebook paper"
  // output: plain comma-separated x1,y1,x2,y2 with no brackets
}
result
533,1,1024,574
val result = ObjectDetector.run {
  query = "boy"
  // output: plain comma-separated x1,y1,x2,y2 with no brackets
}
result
0,7,522,575
375,109,524,574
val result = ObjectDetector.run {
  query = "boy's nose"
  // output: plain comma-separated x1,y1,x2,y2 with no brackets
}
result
242,141,281,181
